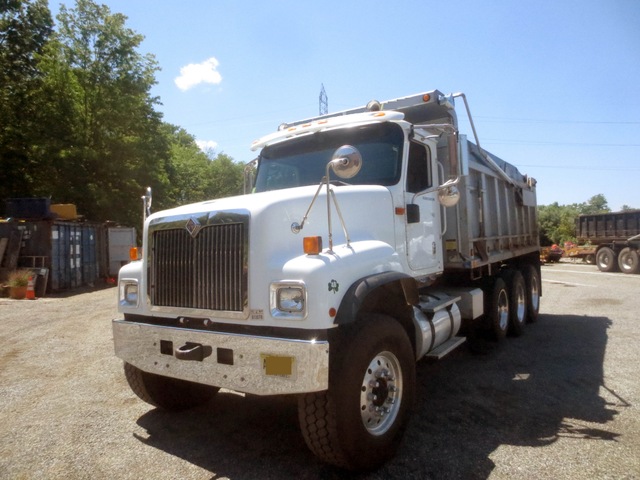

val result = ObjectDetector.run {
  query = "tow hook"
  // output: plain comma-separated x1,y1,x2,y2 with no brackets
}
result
175,342,211,361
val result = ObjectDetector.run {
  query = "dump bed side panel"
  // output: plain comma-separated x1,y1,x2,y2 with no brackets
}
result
577,210,640,244
441,137,539,272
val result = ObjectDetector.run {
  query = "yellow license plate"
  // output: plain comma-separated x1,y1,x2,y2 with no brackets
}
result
261,355,294,376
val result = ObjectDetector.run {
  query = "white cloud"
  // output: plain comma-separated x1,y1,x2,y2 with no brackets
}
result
196,140,218,152
175,57,222,91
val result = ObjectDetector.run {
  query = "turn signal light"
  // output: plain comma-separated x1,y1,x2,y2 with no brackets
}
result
129,247,140,261
303,236,323,255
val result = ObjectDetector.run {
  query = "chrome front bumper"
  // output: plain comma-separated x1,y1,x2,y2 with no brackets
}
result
112,320,329,395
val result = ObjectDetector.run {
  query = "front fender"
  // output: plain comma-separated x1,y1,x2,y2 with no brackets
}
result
334,271,418,325
280,240,404,328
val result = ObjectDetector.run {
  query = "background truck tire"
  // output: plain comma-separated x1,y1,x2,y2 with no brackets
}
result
617,247,640,274
596,247,619,272
124,362,219,411
486,277,510,340
502,269,527,336
297,314,416,471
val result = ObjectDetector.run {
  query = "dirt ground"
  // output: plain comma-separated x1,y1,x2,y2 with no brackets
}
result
0,263,639,479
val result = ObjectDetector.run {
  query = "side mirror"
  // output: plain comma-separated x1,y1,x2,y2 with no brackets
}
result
437,179,460,207
329,145,362,179
436,131,461,207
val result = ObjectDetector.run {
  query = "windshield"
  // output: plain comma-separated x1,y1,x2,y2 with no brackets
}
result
253,122,404,192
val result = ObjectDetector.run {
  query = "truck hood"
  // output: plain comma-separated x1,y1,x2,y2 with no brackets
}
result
145,184,397,251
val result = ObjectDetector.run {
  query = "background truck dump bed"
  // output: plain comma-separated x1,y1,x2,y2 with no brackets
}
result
577,210,640,243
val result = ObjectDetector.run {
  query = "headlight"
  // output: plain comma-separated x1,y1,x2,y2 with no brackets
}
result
270,282,306,318
119,279,139,307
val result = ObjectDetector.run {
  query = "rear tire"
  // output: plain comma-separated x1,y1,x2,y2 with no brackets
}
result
522,264,540,323
502,270,527,336
596,247,618,272
486,277,509,340
618,247,640,274
124,362,219,411
298,314,415,471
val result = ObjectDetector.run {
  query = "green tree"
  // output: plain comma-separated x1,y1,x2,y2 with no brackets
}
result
578,194,610,215
207,152,245,199
0,0,54,202
160,124,212,207
538,202,579,246
49,0,168,225
538,194,616,246
157,125,245,210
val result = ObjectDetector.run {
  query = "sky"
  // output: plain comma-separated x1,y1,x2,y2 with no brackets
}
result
50,0,640,210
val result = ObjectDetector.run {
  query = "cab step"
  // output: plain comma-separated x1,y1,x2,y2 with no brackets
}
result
425,336,466,360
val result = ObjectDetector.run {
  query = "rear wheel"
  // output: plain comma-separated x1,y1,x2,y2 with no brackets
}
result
502,270,527,336
486,277,509,340
585,254,595,265
522,264,540,323
124,362,219,411
298,314,415,471
596,247,618,272
618,247,640,274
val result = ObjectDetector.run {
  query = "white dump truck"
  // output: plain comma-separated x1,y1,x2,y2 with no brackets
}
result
114,90,541,470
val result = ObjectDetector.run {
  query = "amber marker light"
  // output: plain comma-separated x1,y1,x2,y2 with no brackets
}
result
303,236,323,255
423,94,431,102
329,308,337,318
129,247,140,261
395,207,406,215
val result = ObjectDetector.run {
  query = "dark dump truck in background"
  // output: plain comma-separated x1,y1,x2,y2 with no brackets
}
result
577,210,640,274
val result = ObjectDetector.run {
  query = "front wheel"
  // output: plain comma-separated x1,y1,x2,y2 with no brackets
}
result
298,314,415,471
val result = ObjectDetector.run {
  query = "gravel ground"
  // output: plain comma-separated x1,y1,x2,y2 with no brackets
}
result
0,262,639,479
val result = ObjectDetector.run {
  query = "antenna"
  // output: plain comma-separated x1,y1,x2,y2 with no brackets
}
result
319,84,328,115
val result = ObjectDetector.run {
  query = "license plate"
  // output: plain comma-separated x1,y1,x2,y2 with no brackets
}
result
261,354,294,376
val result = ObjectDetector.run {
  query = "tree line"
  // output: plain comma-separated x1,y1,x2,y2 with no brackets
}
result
1,0,244,228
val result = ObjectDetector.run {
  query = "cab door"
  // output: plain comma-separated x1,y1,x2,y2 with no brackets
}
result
404,140,443,274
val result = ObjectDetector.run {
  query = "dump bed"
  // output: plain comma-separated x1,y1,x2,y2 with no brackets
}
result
577,210,640,244
441,137,539,272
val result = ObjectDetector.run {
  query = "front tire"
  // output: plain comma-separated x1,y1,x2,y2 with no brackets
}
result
298,314,415,471
124,362,219,411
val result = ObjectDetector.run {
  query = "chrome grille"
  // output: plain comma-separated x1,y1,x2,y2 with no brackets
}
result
151,222,247,312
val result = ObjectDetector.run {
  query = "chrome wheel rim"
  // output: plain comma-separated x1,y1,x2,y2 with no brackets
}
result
515,283,526,324
498,289,509,331
360,351,403,436
530,275,540,313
